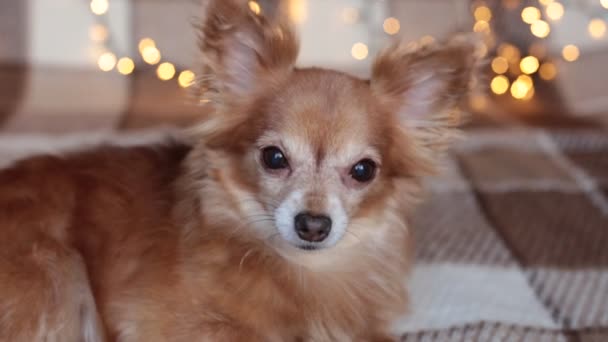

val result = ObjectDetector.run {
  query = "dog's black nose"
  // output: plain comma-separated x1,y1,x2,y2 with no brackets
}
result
294,212,332,243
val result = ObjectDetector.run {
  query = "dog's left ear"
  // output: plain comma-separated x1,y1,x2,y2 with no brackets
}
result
371,34,482,158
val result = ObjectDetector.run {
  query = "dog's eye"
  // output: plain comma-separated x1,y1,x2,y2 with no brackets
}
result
350,159,376,183
262,146,289,170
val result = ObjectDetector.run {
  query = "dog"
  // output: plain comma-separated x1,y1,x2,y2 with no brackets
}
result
0,1,480,340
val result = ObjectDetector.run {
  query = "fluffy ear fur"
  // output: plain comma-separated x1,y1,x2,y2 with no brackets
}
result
196,0,299,110
371,34,482,162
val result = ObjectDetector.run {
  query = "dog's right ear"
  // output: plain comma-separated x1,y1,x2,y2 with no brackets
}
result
197,0,299,110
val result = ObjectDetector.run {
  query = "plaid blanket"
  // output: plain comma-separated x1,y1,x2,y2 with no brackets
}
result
1,127,606,341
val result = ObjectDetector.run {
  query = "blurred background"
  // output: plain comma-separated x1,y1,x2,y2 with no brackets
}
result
0,0,607,133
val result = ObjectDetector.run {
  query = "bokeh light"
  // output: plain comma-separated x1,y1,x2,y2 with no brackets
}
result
530,20,551,38
539,62,557,81
491,56,509,74
116,57,135,75
473,20,491,33
491,75,510,95
510,75,534,100
562,44,580,62
588,19,606,39
383,17,401,35
142,46,161,65
248,1,261,15
342,7,359,24
97,52,116,72
156,62,176,81
89,24,108,43
90,0,109,15
520,56,540,74
138,38,156,54
178,70,196,88
474,6,492,22
545,2,564,21
351,42,369,60
521,7,541,24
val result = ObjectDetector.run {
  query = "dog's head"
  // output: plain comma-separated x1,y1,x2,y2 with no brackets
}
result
188,0,480,265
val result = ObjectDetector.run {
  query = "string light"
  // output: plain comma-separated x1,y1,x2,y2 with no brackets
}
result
90,0,109,15
351,43,369,60
510,75,534,100
539,62,557,80
473,20,491,33
539,0,554,6
545,2,564,21
491,56,509,74
490,75,510,95
97,52,116,71
601,0,608,9
530,20,551,38
142,46,161,65
474,6,492,22
562,44,579,62
116,57,135,75
498,43,521,63
521,7,541,24
383,18,401,35
248,1,261,15
157,62,176,81
520,56,540,74
588,19,606,39
138,38,156,54
178,70,196,88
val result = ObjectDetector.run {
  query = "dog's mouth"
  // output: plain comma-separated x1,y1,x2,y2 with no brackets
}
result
295,244,322,251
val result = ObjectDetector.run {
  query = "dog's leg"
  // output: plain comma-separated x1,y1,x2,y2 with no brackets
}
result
0,238,105,342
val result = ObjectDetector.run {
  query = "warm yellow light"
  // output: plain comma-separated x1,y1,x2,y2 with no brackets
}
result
138,38,156,55
248,1,261,15
502,0,521,10
562,44,579,62
490,75,510,95
539,0,554,6
491,56,509,74
178,70,196,88
90,0,109,15
473,20,491,33
538,62,557,80
520,56,540,74
156,62,176,81
601,0,608,9
545,2,564,21
498,43,521,62
342,7,359,24
97,52,116,72
351,42,369,60
530,20,551,38
89,24,108,42
521,7,541,24
288,0,307,23
142,46,161,65
420,35,435,46
474,6,492,22
588,19,606,39
528,42,547,59
116,57,135,75
383,17,401,35
510,75,534,100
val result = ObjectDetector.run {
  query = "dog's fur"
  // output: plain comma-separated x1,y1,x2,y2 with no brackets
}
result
0,1,480,341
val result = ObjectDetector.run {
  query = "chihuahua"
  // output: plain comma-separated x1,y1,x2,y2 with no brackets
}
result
0,0,480,341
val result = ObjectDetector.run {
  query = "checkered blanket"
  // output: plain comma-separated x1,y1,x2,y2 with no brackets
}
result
2,127,606,341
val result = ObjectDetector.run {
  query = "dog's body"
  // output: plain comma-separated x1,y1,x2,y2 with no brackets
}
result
0,1,479,341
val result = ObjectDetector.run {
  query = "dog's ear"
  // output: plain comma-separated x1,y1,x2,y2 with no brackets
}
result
371,34,482,160
197,0,299,110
